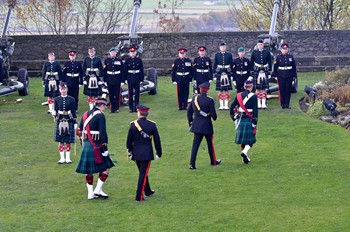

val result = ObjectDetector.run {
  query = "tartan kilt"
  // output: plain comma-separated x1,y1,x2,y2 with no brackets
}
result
235,117,256,144
253,71,269,90
44,85,60,97
76,141,115,174
53,121,76,143
83,86,102,97
215,73,233,91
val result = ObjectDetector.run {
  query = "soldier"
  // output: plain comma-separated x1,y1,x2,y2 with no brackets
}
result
82,47,104,110
76,98,115,199
273,43,297,109
193,46,213,94
213,41,233,110
124,45,144,113
171,48,193,110
103,47,124,113
42,51,63,114
187,82,221,169
0,54,3,85
52,82,77,164
229,78,258,164
250,39,272,109
62,51,83,112
126,104,162,202
232,47,251,93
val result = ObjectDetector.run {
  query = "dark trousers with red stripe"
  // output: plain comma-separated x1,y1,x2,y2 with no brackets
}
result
128,83,140,111
190,133,217,166
108,84,121,111
135,160,152,201
68,86,79,110
176,83,190,110
277,76,293,107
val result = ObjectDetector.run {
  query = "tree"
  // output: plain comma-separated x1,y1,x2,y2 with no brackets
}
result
74,0,102,34
153,0,185,33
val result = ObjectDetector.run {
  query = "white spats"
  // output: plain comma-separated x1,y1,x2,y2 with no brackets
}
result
94,179,108,198
86,183,95,200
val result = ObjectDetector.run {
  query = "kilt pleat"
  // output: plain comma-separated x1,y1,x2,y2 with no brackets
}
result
83,86,102,97
76,141,115,174
44,85,60,97
54,121,75,143
235,117,256,144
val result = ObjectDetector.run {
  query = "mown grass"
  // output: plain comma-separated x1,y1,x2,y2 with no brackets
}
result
0,72,349,231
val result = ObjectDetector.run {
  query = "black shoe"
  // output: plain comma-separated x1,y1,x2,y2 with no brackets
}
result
285,105,291,109
110,110,115,113
241,152,250,164
129,109,133,113
145,190,155,197
211,159,221,165
115,109,119,113
189,165,196,170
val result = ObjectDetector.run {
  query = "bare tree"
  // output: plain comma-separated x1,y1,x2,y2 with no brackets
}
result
153,0,185,33
74,0,102,34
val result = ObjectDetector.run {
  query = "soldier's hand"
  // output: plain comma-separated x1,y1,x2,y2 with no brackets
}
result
83,81,87,85
74,124,78,130
213,78,217,82
125,80,128,85
98,81,104,85
76,128,82,137
102,150,109,157
209,80,212,83
215,67,220,73
230,114,236,121
156,155,160,160
79,85,82,88
173,81,177,85
121,83,124,86
233,81,237,86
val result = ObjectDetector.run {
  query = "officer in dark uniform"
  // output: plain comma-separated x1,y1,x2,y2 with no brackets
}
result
273,43,297,109
52,82,76,164
103,47,124,113
187,82,221,169
171,48,193,110
124,45,144,113
76,98,115,199
42,51,63,114
62,51,83,112
250,39,272,109
193,46,213,94
213,41,233,110
126,104,162,202
229,78,258,164
82,47,104,110
0,53,3,85
232,47,251,93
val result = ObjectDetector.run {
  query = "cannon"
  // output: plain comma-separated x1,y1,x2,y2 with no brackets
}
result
0,0,29,97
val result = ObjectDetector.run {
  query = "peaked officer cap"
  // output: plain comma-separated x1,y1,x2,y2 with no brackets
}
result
198,46,206,51
199,82,210,90
219,41,226,46
109,47,117,52
257,38,264,43
59,81,67,88
129,45,137,52
68,50,77,56
281,43,289,49
88,47,96,51
136,104,150,113
95,98,108,105
178,48,187,53
238,47,245,52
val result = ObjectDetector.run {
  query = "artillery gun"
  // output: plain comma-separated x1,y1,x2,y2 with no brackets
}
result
0,0,29,97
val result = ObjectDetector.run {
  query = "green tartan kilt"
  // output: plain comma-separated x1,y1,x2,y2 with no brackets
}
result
76,141,115,174
235,117,256,145
53,121,75,143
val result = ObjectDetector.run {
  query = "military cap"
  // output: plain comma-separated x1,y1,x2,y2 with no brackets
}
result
199,82,210,90
257,38,264,44
95,98,108,105
238,47,245,52
178,48,187,53
244,77,253,87
198,46,206,51
136,104,150,113
219,41,226,46
59,81,67,88
129,46,137,52
68,50,77,56
109,47,117,52
281,43,289,49
88,47,96,51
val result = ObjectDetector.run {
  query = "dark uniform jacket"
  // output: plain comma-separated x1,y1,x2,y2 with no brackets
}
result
54,95,77,123
103,56,124,85
250,49,272,71
124,57,144,84
171,58,193,84
79,108,108,146
62,60,83,87
187,93,217,135
126,118,162,161
213,52,233,73
273,53,297,78
193,56,213,83
230,89,258,125
232,57,251,86
83,56,103,79
42,61,63,82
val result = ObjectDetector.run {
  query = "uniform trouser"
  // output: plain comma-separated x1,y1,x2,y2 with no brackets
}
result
135,160,152,201
176,82,190,109
0,63,3,83
236,85,245,93
108,84,121,111
128,83,140,111
277,76,293,107
68,86,79,110
190,133,217,166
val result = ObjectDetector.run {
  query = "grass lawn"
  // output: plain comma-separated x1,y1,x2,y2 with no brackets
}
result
0,72,349,231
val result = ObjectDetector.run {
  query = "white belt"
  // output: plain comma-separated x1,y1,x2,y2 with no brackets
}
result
66,73,79,77
46,72,58,75
83,130,100,135
176,72,190,76
278,66,292,70
217,65,230,68
107,71,121,75
86,68,99,71
254,62,268,68
58,110,71,115
236,71,248,75
238,108,253,112
128,70,140,74
196,69,209,73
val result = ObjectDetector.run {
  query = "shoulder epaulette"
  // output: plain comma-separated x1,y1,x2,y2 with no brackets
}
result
147,119,156,124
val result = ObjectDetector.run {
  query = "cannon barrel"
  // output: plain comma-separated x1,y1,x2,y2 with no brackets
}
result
129,0,141,38
269,0,281,36
1,1,16,39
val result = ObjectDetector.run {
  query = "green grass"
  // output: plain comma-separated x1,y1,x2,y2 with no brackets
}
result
1,72,350,231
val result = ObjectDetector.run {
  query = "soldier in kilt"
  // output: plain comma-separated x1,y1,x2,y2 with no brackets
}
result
52,82,77,164
76,98,115,199
213,41,233,110
42,51,63,114
229,78,258,164
83,47,104,110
